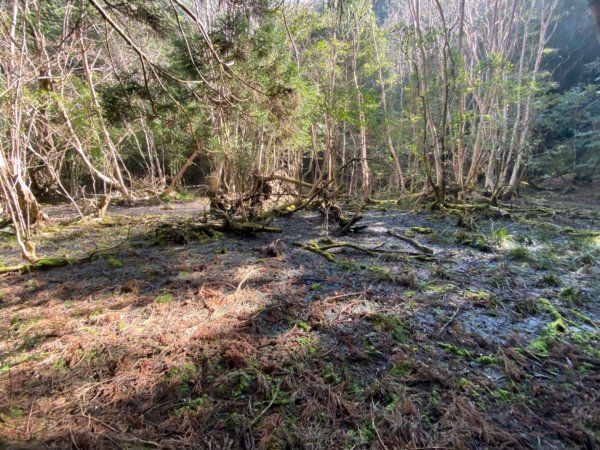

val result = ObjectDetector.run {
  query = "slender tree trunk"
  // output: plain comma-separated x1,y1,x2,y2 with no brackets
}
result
370,17,404,194
589,0,600,43
351,30,370,198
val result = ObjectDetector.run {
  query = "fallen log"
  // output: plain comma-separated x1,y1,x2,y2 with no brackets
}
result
386,230,434,255
155,219,281,245
0,257,71,273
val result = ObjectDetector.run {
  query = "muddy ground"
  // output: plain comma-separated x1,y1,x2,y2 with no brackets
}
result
0,194,599,449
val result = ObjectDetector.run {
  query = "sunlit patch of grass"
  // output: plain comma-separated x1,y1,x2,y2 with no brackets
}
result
0,352,47,374
173,191,198,202
492,227,511,248
0,406,25,422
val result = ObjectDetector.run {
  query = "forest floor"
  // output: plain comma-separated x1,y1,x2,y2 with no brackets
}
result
0,191,599,449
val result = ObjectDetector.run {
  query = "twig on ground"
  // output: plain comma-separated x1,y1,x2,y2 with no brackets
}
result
371,400,390,450
250,390,278,427
438,306,461,335
236,268,260,293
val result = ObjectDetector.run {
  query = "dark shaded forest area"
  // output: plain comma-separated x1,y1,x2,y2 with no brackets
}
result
1,1,599,449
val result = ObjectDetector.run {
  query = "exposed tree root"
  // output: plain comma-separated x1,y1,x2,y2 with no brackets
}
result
292,242,336,261
293,240,432,264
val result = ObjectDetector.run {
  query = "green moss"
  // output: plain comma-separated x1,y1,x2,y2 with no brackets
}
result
492,388,513,402
52,358,68,372
559,286,585,304
309,283,322,291
229,371,254,397
167,362,198,384
106,256,123,268
527,299,567,357
80,326,99,336
476,355,498,365
389,361,412,378
465,289,495,302
0,407,24,422
515,297,541,316
455,231,493,252
438,342,472,358
0,352,47,373
426,283,456,295
567,309,598,330
346,424,374,446
369,314,411,343
155,292,174,304
295,336,321,356
175,395,211,416
322,363,341,384
89,308,104,320
338,259,359,271
539,298,562,321
294,320,312,332
363,264,392,281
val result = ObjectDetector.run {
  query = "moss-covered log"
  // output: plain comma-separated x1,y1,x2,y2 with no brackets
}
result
0,257,71,273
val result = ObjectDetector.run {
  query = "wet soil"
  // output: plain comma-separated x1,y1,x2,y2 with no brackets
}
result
0,197,599,449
